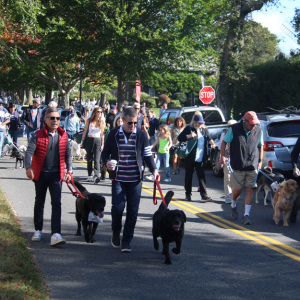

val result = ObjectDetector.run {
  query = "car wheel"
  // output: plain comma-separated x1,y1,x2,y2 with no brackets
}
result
211,149,223,177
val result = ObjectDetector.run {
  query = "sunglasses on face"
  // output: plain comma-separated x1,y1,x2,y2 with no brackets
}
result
126,121,138,125
48,116,60,121
97,111,102,113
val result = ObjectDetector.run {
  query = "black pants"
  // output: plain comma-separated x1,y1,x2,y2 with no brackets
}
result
33,171,62,234
184,160,207,196
86,137,101,178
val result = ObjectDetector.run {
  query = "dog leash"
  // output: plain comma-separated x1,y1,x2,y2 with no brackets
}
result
65,173,85,198
227,163,275,187
153,175,166,206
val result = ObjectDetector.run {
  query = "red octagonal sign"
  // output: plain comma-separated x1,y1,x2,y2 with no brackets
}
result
199,86,215,105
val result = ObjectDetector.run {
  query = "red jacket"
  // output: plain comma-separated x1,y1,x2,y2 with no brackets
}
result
31,125,68,181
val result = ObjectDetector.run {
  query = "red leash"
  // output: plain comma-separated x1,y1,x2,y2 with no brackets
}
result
153,175,166,205
65,173,85,198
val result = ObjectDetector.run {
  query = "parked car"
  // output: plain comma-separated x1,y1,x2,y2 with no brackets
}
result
257,108,300,176
212,108,300,178
159,105,227,140
59,109,85,131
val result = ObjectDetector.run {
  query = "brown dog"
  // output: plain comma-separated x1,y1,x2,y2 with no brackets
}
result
273,179,299,226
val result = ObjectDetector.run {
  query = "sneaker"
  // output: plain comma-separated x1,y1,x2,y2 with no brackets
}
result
164,178,171,182
185,194,192,201
241,215,252,225
225,198,232,204
231,207,239,220
50,233,66,246
145,175,154,181
201,195,212,202
121,242,131,253
86,176,93,182
172,170,178,175
94,176,100,184
31,230,42,242
111,233,120,248
177,168,181,174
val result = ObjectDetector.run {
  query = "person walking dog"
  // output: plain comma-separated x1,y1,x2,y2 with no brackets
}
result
102,107,158,253
220,111,263,225
25,108,72,246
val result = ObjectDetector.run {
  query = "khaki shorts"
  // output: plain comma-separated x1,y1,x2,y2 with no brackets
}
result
230,169,258,190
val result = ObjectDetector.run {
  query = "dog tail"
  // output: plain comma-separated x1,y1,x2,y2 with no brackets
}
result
158,191,174,210
73,180,89,197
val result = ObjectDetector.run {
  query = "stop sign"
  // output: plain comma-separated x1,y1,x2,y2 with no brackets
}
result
199,86,215,105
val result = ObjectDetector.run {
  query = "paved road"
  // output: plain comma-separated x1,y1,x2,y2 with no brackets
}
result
1,135,300,299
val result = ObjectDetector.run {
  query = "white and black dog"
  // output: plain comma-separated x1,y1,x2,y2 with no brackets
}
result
255,167,285,206
69,139,86,161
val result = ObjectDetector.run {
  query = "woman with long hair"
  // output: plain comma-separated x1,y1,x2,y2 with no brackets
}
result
81,107,105,183
178,114,216,201
171,117,186,175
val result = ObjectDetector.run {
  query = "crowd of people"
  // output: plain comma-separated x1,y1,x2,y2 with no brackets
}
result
1,95,300,252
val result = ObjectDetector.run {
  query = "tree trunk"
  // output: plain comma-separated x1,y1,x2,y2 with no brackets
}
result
117,77,126,110
216,0,271,120
45,89,52,105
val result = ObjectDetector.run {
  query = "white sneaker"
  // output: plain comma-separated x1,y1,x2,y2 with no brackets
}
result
31,230,42,242
145,175,154,181
50,233,66,246
86,176,93,182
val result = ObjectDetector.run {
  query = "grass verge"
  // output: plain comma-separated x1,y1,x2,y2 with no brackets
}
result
0,188,49,300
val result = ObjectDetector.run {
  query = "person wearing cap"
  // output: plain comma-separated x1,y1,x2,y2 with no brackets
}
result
218,119,237,204
22,99,42,143
106,105,117,128
64,109,80,140
178,113,216,202
133,102,144,129
220,111,263,225
8,103,22,145
0,99,10,157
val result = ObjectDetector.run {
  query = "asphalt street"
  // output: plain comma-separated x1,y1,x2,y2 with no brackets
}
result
1,135,300,300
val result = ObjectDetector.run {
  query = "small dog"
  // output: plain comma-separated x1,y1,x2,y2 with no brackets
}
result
10,149,25,169
255,167,285,206
2,144,14,156
273,179,299,226
78,148,87,161
73,180,106,243
152,191,186,264
70,140,81,160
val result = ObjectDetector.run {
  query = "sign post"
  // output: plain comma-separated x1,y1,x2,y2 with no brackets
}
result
199,86,215,105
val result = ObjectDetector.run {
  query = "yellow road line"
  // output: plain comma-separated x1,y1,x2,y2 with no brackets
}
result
142,186,300,261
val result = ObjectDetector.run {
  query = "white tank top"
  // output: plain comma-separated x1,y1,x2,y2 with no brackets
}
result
88,124,101,137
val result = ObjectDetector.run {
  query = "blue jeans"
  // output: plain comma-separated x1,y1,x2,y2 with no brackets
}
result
33,172,62,235
156,152,171,179
27,128,36,143
0,131,4,157
111,180,142,244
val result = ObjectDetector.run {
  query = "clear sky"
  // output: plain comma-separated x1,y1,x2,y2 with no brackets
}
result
252,0,299,54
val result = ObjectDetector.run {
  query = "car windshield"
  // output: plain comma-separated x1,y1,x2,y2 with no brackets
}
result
267,120,300,138
181,110,223,125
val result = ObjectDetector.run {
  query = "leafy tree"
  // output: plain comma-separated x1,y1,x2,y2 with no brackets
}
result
292,8,300,45
214,0,278,119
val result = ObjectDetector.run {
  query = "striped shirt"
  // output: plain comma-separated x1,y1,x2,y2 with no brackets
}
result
116,127,140,182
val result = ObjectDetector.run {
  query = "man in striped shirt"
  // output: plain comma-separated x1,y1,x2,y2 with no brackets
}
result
102,107,158,252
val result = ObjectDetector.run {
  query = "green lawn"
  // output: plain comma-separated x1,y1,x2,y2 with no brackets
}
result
0,189,49,300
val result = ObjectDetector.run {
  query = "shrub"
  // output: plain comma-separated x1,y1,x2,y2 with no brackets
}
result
172,92,187,104
169,100,181,107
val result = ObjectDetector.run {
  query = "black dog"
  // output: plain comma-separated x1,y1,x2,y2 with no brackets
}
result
152,191,186,264
11,149,25,169
73,180,106,243
255,167,285,206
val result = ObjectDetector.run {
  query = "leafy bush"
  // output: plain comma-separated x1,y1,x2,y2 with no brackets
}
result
169,100,181,107
172,92,187,104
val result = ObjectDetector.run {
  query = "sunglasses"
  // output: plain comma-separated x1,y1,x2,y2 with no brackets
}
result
126,121,138,125
96,111,102,113
48,116,61,121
